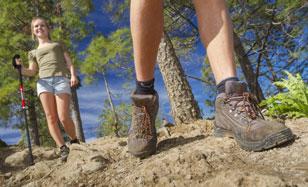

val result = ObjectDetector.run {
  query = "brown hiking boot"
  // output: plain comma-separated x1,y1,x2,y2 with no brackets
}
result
128,91,159,158
214,81,294,151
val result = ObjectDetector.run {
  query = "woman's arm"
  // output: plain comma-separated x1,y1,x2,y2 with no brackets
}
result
63,51,78,87
15,58,38,76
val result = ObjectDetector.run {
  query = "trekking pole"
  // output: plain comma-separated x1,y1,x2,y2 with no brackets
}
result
12,54,34,165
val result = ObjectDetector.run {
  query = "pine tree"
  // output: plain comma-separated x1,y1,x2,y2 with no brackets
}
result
0,0,92,145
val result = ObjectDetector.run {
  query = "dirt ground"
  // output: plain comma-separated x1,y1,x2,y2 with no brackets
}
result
1,118,308,187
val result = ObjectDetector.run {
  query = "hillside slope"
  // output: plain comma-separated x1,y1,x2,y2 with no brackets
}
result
1,118,308,187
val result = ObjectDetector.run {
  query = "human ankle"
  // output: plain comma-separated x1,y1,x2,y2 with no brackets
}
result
70,138,79,144
216,77,239,94
135,78,155,95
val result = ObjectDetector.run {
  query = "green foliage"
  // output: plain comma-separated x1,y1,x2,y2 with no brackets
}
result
80,28,133,84
98,101,131,137
0,138,8,147
104,0,130,23
98,101,164,137
229,0,307,94
261,71,308,119
35,102,56,147
15,96,56,147
0,1,92,146
103,0,198,59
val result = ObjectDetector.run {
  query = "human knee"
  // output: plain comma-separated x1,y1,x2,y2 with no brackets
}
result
45,113,58,124
59,114,71,125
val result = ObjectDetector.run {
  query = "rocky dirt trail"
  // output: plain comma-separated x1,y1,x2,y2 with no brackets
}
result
1,118,308,187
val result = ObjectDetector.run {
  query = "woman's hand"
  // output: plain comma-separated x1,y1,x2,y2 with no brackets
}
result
15,58,22,66
70,75,78,87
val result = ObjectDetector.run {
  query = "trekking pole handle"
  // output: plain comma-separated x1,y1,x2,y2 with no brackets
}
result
12,54,22,70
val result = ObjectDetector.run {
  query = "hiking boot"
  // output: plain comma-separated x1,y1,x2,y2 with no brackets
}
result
128,91,159,158
214,81,295,151
60,145,70,162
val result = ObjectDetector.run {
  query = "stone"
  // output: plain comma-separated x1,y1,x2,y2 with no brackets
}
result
4,150,29,167
4,172,12,179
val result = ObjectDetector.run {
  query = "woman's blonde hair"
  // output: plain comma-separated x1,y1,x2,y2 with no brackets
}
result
31,17,51,41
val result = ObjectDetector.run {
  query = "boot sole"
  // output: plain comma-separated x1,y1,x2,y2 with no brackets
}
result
214,127,295,151
129,149,156,158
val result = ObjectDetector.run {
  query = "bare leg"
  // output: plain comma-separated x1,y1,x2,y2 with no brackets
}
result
130,0,164,81
55,93,77,140
40,93,65,147
193,0,236,84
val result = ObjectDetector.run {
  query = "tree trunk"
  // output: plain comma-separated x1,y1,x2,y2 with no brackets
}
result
233,32,265,102
70,87,85,142
102,72,120,137
157,32,202,125
27,89,40,146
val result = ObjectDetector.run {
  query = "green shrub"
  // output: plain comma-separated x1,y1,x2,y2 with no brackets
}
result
260,71,308,119
0,138,8,147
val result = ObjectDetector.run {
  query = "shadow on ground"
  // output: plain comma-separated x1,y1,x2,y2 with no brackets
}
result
157,135,207,153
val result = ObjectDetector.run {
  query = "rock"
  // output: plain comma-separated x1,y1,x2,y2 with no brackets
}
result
14,172,27,182
79,183,86,187
4,150,29,167
204,170,287,187
30,162,52,179
157,127,171,137
82,155,109,173
4,172,12,179
23,181,41,187
118,141,127,146
185,174,192,180
33,148,58,160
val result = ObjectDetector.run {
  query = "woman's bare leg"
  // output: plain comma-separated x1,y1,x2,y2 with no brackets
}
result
55,93,77,140
40,93,65,147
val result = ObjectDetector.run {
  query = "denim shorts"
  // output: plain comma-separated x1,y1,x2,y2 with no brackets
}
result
37,76,71,96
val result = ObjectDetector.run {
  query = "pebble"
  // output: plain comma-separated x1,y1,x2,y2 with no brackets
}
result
185,174,192,180
79,183,86,187
4,172,12,179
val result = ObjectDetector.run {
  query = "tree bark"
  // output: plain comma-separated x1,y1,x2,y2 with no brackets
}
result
102,72,120,137
233,32,265,102
157,32,202,125
27,89,40,146
70,87,85,142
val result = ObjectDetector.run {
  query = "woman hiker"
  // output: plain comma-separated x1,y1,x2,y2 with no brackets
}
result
15,17,79,162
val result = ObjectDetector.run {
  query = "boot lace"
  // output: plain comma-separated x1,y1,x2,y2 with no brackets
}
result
225,92,264,120
134,106,153,139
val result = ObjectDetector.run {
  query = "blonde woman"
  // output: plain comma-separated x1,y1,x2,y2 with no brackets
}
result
15,17,79,161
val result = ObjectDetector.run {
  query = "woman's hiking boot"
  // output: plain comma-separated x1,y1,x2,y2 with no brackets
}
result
128,91,159,158
60,145,70,162
214,81,295,151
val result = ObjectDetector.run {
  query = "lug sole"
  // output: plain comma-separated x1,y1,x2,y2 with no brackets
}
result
129,148,156,158
214,126,295,151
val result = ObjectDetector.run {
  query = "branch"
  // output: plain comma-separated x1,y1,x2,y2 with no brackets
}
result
185,74,207,83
